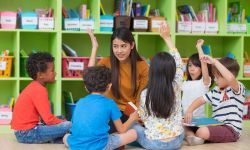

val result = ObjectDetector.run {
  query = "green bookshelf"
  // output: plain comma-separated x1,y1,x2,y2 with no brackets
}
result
1,0,250,133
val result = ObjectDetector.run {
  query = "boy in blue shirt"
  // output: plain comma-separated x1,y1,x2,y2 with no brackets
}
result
63,66,138,150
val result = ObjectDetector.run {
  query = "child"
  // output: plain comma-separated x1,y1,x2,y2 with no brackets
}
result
182,39,212,118
184,55,245,145
132,21,184,150
11,52,71,143
63,66,139,149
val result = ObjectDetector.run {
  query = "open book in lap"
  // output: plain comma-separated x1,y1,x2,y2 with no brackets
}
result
183,117,224,127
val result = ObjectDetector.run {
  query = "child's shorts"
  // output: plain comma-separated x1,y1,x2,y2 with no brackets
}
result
103,133,121,150
207,125,239,143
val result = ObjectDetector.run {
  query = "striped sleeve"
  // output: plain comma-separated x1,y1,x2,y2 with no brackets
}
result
203,89,213,104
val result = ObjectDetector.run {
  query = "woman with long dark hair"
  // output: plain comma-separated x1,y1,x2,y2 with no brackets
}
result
88,28,149,133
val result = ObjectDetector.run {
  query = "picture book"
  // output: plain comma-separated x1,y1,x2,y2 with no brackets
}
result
124,102,137,116
183,117,224,127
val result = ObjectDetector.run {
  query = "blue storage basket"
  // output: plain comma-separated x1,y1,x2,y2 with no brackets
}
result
65,103,76,120
20,12,38,29
100,15,114,32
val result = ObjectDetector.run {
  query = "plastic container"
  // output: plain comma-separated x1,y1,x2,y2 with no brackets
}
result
114,16,131,29
65,103,76,120
0,56,13,77
0,11,17,29
62,57,90,78
100,15,113,32
20,12,38,29
20,57,29,77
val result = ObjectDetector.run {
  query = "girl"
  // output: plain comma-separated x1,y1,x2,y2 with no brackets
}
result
132,21,184,150
87,28,149,132
182,39,212,118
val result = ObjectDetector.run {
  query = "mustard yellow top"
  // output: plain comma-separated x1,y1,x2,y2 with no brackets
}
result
98,57,149,111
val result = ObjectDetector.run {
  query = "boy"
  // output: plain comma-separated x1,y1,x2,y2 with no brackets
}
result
63,66,138,150
12,52,71,143
184,55,245,145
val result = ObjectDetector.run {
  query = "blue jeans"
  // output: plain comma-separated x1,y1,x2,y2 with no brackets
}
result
132,124,184,150
103,134,121,150
15,121,72,144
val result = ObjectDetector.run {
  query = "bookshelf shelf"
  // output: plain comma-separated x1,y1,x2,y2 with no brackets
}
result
0,0,250,133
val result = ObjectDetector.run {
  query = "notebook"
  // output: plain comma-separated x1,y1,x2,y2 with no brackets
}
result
183,117,224,127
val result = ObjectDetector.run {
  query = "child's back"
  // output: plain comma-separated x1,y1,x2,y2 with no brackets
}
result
64,65,138,149
67,94,121,149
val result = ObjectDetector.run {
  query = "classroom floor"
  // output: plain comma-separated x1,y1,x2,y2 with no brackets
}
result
0,125,249,150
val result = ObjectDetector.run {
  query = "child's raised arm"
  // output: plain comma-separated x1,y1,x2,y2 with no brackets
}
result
159,21,183,83
196,39,210,86
201,55,239,92
159,21,176,52
87,29,99,67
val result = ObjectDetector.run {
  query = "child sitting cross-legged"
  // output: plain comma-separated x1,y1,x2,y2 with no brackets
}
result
12,52,72,144
63,66,139,150
184,55,245,145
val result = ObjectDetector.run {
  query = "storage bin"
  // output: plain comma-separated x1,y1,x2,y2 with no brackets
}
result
182,58,188,80
191,22,205,33
38,17,54,30
177,21,192,33
227,23,246,33
114,16,131,29
20,12,38,29
244,61,250,77
0,11,17,29
0,56,13,77
205,22,218,33
62,57,89,78
132,16,148,32
65,103,76,120
149,16,165,32
79,18,94,31
100,15,113,32
20,57,29,77
64,18,80,31
0,105,12,125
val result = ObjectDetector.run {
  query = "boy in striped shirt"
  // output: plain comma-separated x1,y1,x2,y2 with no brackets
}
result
184,55,245,145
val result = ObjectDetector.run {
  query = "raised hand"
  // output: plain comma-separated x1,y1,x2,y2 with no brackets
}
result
87,29,98,50
200,55,215,64
196,39,204,48
159,21,171,40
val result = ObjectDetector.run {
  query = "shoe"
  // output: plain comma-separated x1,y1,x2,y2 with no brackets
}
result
186,136,204,146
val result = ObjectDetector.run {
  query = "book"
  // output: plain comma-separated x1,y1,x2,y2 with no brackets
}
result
20,49,28,57
100,1,106,15
183,117,224,127
62,43,78,57
124,102,137,116
202,45,211,55
63,91,74,104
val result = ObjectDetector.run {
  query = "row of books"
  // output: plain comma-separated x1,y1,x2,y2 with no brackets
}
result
177,2,216,22
62,5,91,19
228,2,245,23
101,0,154,17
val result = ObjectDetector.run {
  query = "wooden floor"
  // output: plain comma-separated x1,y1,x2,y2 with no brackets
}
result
1,125,249,150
